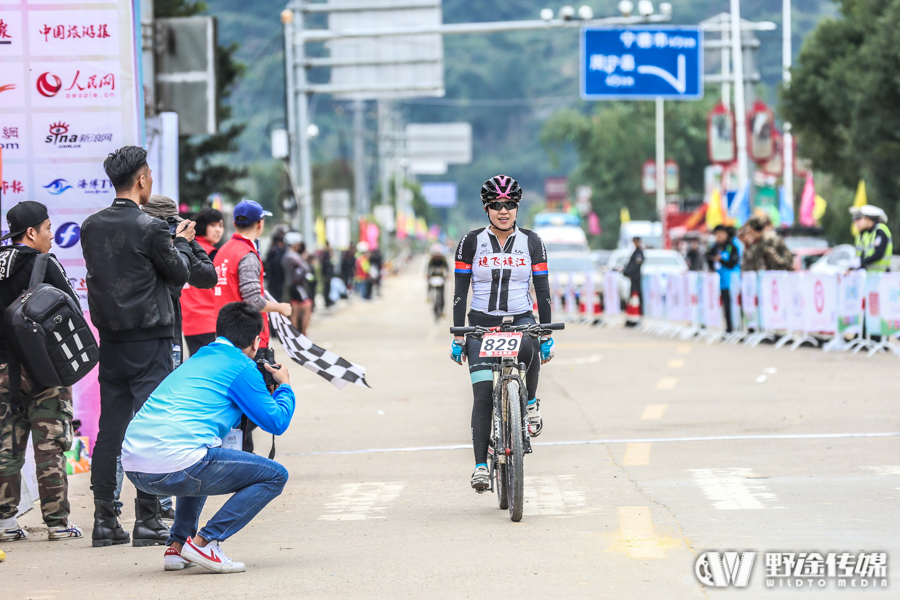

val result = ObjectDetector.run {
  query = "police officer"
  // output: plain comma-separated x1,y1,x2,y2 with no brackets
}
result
851,205,892,272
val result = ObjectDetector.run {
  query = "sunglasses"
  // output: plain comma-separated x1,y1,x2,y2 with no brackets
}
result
852,215,866,221
485,200,519,212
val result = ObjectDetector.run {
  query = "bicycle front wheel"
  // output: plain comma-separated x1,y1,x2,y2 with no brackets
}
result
505,379,525,522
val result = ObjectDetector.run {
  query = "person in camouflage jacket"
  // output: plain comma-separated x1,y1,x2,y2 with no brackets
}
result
741,215,794,271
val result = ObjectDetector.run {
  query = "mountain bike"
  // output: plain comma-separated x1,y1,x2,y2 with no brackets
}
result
428,277,445,321
450,319,565,521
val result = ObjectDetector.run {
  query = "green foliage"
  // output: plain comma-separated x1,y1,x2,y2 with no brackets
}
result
542,95,716,248
155,0,247,207
783,0,900,234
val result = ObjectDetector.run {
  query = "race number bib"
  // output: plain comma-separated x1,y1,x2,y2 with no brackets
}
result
479,332,523,358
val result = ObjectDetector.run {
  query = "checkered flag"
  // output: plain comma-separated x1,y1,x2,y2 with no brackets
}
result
265,293,370,390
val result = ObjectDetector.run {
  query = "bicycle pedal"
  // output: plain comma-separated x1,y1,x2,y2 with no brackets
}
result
524,438,533,454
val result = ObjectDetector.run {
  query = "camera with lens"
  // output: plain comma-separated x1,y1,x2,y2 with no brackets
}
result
256,358,281,391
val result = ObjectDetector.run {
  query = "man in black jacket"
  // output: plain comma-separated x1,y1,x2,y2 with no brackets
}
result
81,146,195,548
0,202,84,542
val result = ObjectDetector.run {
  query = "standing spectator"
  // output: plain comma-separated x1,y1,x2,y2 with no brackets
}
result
741,215,794,272
340,248,356,293
623,237,644,315
282,232,314,335
213,201,292,453
684,236,705,271
369,246,383,297
851,205,892,272
181,207,225,356
706,225,740,333
0,202,83,541
354,241,373,300
141,196,217,366
81,146,194,547
318,242,336,308
264,232,287,302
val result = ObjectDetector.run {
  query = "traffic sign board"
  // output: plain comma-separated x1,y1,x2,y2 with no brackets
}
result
581,27,703,100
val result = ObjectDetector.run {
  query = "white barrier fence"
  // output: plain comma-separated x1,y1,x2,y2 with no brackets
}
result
549,268,900,357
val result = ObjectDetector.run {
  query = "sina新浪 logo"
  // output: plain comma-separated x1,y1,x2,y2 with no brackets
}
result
44,121,113,148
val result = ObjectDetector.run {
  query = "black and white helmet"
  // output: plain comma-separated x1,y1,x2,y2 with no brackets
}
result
481,175,523,203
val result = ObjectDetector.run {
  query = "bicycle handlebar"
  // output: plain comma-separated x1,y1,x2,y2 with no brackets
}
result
450,322,565,337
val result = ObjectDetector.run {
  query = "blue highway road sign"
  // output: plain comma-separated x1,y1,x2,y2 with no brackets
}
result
581,27,703,100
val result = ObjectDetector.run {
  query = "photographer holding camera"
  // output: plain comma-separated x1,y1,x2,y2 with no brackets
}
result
120,302,295,574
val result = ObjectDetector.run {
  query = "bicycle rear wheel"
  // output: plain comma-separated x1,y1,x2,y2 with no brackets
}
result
505,380,524,522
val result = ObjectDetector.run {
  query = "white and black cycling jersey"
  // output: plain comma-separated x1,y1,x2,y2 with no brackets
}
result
453,226,549,320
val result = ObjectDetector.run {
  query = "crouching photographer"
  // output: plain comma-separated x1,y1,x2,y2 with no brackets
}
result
120,302,295,574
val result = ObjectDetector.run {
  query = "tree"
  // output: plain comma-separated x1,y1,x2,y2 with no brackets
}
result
783,0,900,225
155,0,247,209
542,97,714,248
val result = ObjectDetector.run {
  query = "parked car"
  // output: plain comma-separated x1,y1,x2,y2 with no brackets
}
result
605,249,688,302
535,225,589,254
591,249,612,273
808,244,855,274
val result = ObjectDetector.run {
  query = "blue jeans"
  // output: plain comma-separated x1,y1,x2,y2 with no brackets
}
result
125,448,288,544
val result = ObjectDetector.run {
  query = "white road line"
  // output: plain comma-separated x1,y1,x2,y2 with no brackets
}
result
318,482,405,521
667,359,685,368
689,468,781,510
641,404,667,420
523,475,592,516
280,432,900,457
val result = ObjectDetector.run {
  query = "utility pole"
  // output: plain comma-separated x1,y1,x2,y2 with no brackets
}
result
729,0,749,194
352,99,367,220
782,0,794,214
655,98,665,222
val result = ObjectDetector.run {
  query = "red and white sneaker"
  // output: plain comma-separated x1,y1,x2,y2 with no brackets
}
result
180,537,246,573
164,546,197,571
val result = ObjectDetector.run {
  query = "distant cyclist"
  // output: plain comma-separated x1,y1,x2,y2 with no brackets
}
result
451,175,554,492
426,244,449,320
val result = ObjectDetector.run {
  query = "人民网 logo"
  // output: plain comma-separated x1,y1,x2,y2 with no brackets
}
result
36,73,62,97
54,222,81,249
695,551,756,588
43,178,72,195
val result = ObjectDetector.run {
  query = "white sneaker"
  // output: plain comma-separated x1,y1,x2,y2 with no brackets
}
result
0,517,27,541
164,546,197,571
48,521,83,540
526,399,543,437
470,465,490,492
180,537,246,573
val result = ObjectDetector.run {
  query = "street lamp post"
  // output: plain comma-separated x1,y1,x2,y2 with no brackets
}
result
729,0,750,195
782,0,794,215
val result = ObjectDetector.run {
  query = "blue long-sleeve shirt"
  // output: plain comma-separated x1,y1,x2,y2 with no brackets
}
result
122,337,295,474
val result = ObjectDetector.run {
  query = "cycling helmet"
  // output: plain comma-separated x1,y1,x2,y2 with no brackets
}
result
481,175,523,203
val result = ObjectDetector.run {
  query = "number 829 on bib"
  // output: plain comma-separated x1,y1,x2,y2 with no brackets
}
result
479,332,523,358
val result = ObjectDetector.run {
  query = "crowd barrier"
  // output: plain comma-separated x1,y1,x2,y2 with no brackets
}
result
547,268,900,357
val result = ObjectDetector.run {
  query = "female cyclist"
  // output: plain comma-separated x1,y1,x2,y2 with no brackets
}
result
451,175,554,492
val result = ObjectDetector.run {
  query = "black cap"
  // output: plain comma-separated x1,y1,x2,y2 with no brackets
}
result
2,201,50,241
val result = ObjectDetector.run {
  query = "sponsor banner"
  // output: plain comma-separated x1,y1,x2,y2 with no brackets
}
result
837,271,865,335
688,271,700,328
30,61,121,107
603,271,621,315
730,272,742,331
787,272,805,331
0,11,23,56
759,271,789,330
0,163,30,226
701,272,722,329
665,274,685,322
0,62,25,108
877,272,900,337
0,113,25,157
33,162,115,206
32,112,122,159
28,10,120,56
741,271,758,330
647,274,664,320
804,273,837,333
864,274,881,337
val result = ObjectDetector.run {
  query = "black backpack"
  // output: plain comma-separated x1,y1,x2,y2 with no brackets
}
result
4,253,98,399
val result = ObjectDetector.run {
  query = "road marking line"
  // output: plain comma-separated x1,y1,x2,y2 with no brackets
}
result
617,506,666,559
640,404,667,420
667,359,685,368
656,377,677,390
524,475,592,516
281,432,900,457
318,482,404,521
677,344,691,354
623,442,651,466
689,468,780,510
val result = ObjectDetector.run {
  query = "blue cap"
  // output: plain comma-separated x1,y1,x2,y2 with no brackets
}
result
233,200,273,226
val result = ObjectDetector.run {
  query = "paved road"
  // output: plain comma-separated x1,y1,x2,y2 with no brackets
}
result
4,263,900,598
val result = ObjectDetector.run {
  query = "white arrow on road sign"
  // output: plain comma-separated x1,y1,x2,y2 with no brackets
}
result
637,54,686,93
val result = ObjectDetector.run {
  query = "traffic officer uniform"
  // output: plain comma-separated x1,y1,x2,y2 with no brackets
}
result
852,205,892,272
